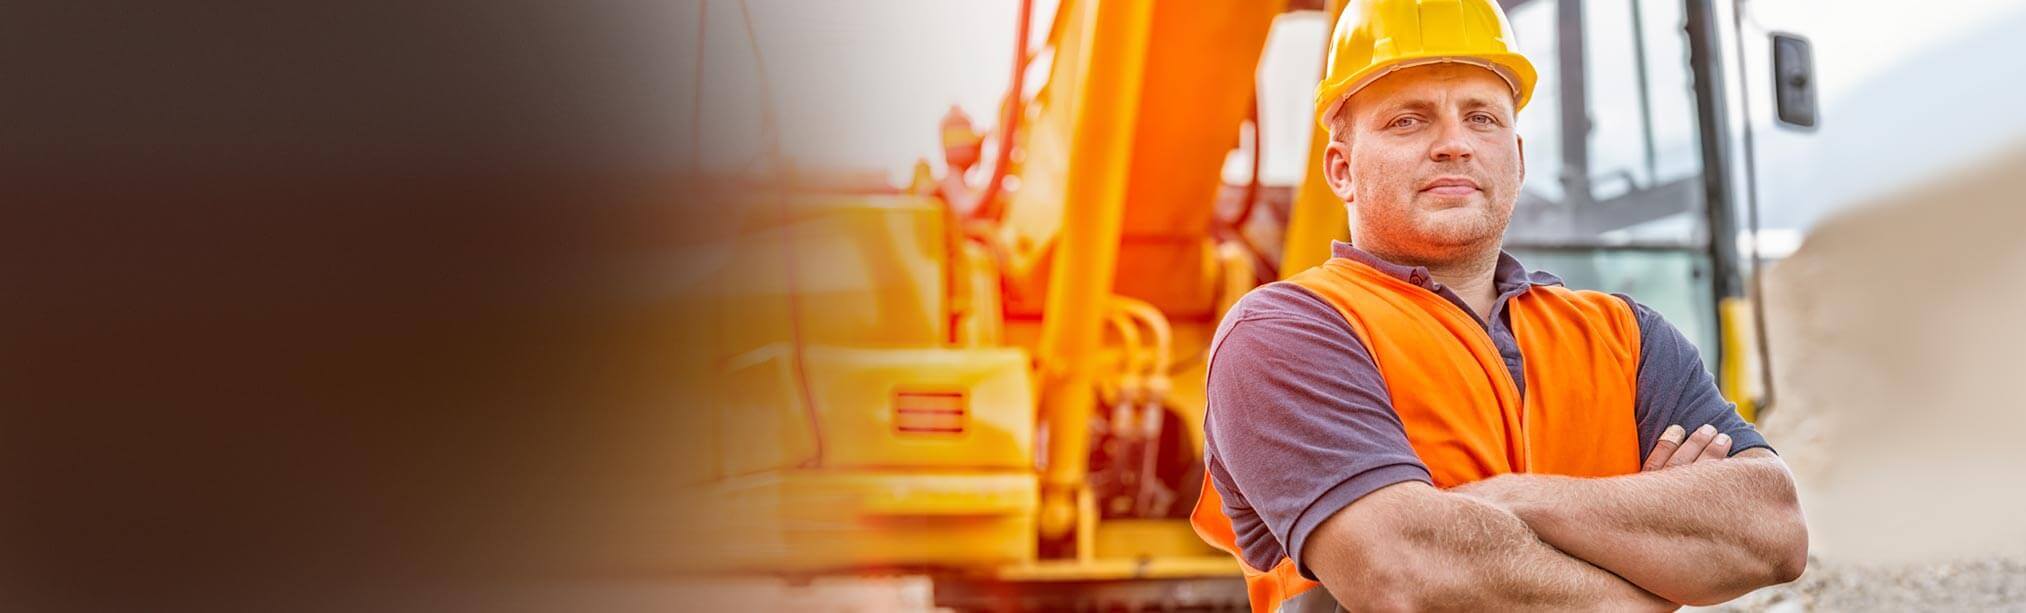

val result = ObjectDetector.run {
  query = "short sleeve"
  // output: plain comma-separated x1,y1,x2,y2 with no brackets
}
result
1203,283,1431,580
1618,294,1774,462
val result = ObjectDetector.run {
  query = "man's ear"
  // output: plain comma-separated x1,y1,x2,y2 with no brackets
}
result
1323,138,1356,204
1516,134,1526,178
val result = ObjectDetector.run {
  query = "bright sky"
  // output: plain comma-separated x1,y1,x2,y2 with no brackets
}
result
678,1,1054,181
681,0,2026,233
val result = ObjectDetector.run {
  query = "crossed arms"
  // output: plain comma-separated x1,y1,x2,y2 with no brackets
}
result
1205,287,1808,610
1302,425,1809,611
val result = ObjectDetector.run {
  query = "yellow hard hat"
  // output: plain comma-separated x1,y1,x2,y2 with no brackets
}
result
1314,0,1537,128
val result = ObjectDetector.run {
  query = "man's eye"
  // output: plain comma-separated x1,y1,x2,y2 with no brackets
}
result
1389,116,1419,129
1469,113,1497,125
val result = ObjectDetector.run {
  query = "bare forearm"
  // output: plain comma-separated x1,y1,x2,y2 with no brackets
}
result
1309,485,1675,611
1466,454,1808,605
1389,494,1676,611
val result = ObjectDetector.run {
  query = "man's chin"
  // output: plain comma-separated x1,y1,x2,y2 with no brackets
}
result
1408,219,1508,251
1420,201,1482,218
1419,207,1502,231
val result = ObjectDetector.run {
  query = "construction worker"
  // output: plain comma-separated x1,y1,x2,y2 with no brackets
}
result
1191,0,1808,610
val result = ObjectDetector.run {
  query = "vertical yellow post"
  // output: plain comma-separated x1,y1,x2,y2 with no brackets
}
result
1035,0,1154,542
1719,297,1760,423
1279,0,1351,279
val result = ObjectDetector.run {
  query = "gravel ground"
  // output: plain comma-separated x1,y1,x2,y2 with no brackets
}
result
1695,556,2026,612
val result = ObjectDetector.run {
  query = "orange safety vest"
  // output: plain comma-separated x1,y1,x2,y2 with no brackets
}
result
1191,255,1644,612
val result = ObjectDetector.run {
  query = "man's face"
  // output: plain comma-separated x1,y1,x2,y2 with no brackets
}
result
1322,63,1524,263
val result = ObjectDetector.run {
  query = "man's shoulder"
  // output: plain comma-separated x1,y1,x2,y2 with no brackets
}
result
1597,291,1671,339
1208,282,1366,375
1524,280,1627,308
1520,283,1657,330
1229,281,1334,317
1526,288,1703,364
1207,283,1353,341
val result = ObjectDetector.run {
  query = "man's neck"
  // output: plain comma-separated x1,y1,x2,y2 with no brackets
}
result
1370,245,1504,322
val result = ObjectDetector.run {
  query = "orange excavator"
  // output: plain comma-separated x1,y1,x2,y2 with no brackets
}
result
681,0,1812,609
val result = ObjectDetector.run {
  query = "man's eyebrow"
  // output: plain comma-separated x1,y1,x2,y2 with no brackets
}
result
1369,98,1436,119
1458,96,1505,109
1374,96,1509,114
1457,96,1514,116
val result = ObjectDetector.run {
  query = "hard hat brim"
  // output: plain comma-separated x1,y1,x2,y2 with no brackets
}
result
1316,54,1536,129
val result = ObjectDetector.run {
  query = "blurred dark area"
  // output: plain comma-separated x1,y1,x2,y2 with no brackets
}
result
0,2,726,610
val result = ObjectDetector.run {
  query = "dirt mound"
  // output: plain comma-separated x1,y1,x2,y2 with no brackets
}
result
1723,142,2026,609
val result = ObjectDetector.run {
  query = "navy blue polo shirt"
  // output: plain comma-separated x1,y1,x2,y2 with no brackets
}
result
1202,240,1774,577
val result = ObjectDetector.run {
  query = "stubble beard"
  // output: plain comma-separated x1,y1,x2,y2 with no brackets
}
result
1354,193,1511,267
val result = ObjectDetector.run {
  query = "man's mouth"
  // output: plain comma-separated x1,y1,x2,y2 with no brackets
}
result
1421,176,1481,196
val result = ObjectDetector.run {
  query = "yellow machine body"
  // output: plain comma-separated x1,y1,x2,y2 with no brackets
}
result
693,0,1287,594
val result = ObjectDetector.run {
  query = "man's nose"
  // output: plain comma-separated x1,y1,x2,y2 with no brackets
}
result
1430,120,1475,161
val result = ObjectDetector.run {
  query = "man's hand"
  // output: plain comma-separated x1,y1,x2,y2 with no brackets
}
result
1642,424,1733,472
1450,443,1807,606
1454,423,1737,505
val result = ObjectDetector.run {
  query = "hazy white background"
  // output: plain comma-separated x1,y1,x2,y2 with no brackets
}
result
677,0,2026,244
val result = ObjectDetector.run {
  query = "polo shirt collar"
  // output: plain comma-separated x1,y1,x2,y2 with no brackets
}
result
1328,240,1563,294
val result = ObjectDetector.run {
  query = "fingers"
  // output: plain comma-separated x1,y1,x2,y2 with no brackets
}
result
1645,424,1736,472
1665,424,1719,468
1699,432,1733,462
1642,424,1686,472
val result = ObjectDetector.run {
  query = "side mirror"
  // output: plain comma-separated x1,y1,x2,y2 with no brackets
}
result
1771,32,1817,129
